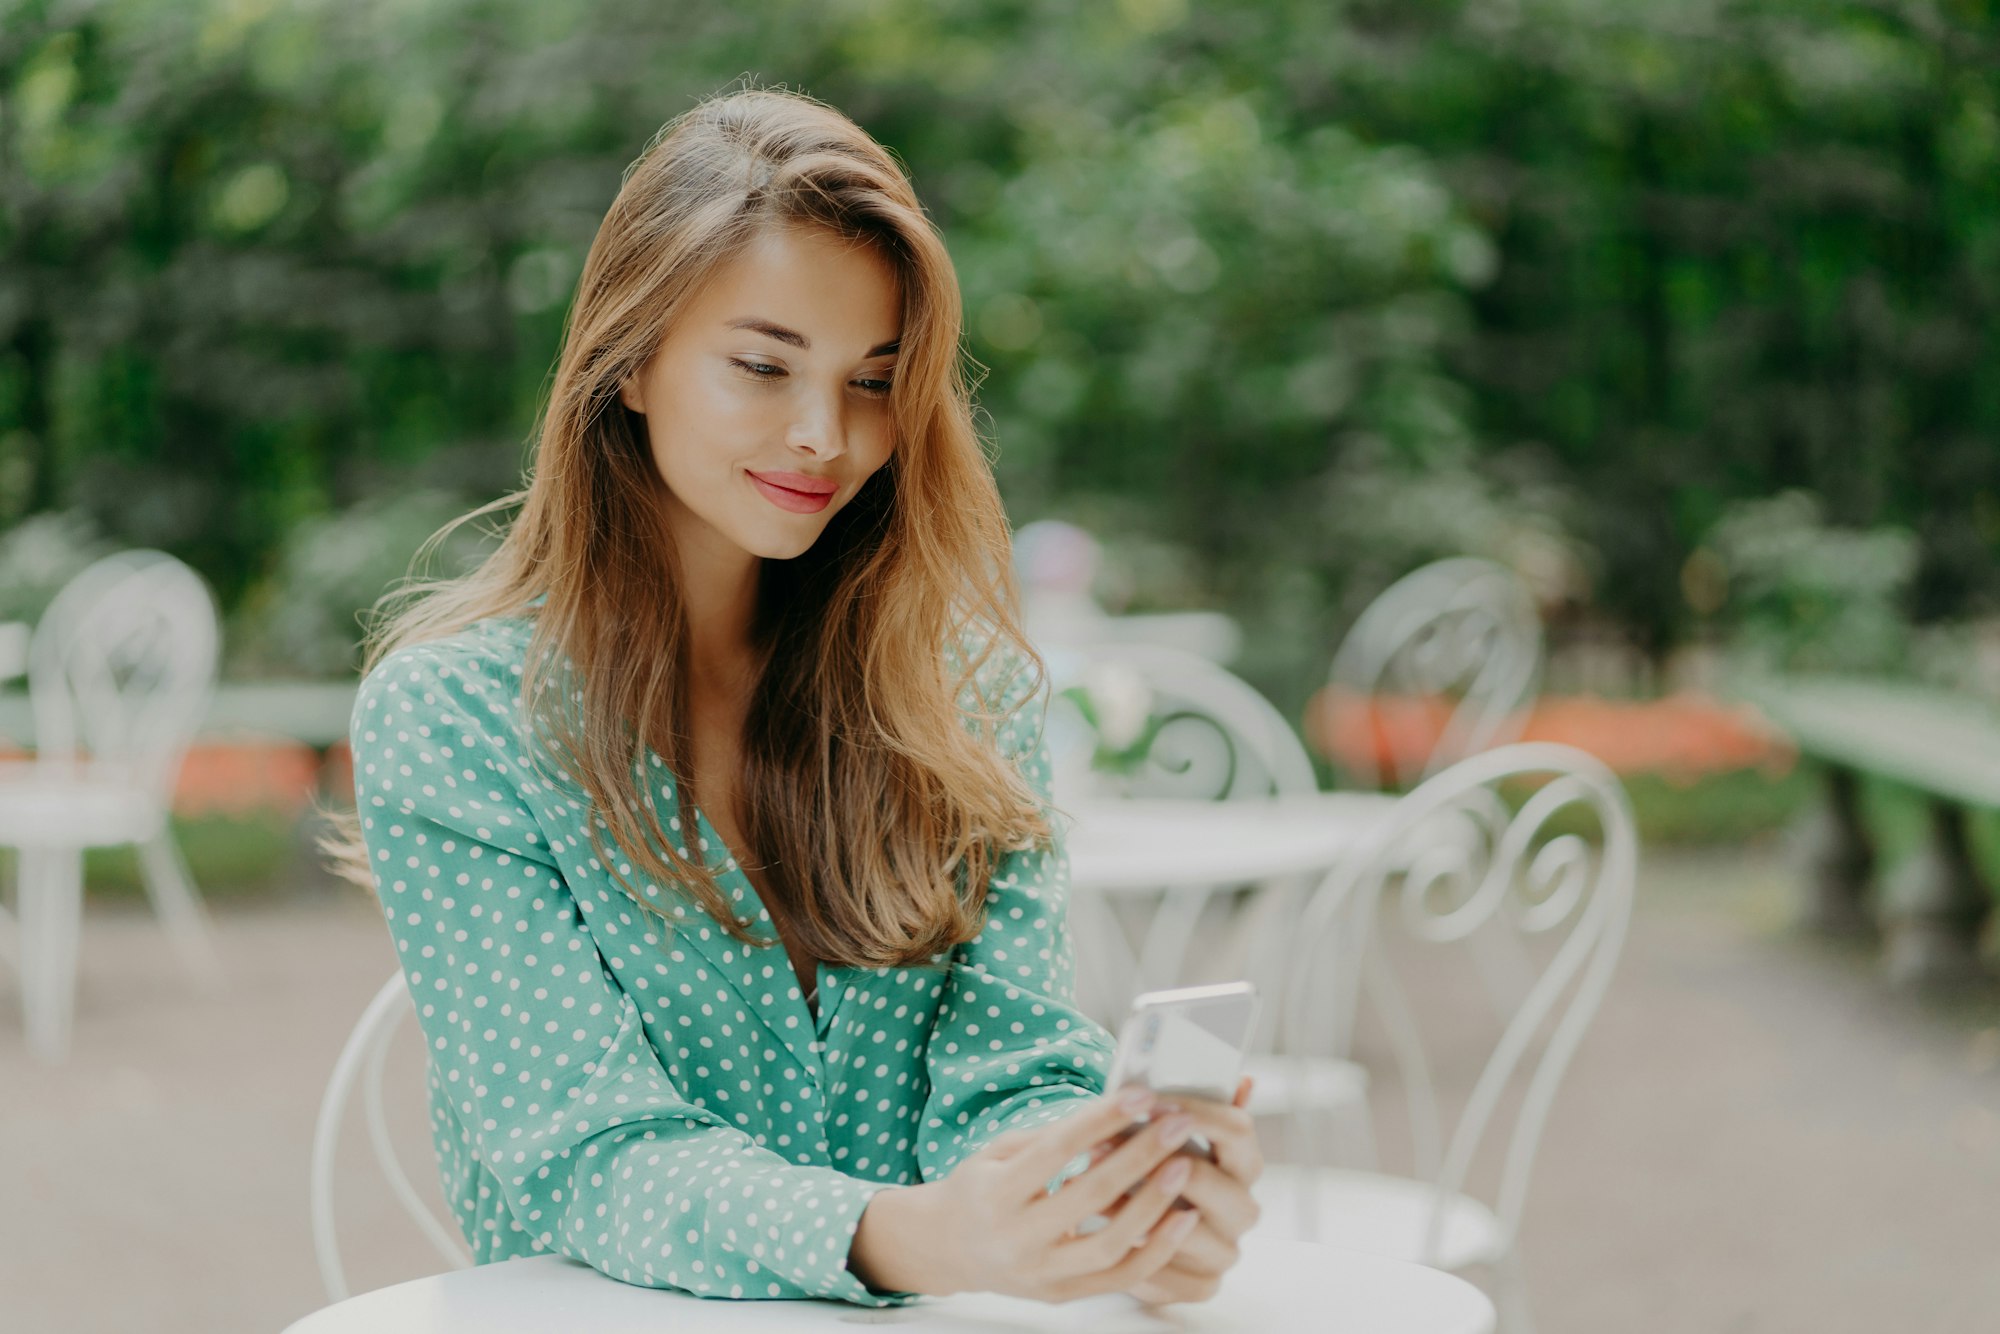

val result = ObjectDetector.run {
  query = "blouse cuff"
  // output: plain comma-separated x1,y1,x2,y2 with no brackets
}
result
817,1176,922,1307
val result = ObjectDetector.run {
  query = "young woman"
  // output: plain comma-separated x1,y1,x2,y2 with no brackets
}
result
331,85,1262,1307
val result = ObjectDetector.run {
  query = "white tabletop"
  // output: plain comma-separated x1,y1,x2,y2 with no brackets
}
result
1062,793,1396,894
283,1237,1495,1334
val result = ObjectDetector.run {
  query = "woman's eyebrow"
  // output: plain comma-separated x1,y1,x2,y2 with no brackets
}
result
725,316,900,358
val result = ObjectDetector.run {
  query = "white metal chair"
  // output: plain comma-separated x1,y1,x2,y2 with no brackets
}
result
0,549,224,1060
1253,742,1638,1333
1047,642,1377,1165
1327,556,1548,1020
1326,556,1542,791
311,970,472,1301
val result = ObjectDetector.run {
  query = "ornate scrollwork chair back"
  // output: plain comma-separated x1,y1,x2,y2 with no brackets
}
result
1268,742,1636,1330
1327,557,1542,792
1044,643,1382,1164
29,549,218,793
1055,641,1318,805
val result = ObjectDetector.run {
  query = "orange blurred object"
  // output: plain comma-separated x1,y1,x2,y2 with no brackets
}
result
1305,686,1794,784
0,741,355,818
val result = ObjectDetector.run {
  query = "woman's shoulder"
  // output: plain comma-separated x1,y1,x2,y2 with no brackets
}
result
353,614,538,743
362,613,534,685
348,613,569,868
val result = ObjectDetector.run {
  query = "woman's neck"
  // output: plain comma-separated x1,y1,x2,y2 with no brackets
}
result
675,530,763,686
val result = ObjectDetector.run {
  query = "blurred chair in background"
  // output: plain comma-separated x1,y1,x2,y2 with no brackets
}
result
312,972,471,1301
0,549,223,1061
1321,556,1543,791
1255,742,1637,1334
1318,557,1549,1017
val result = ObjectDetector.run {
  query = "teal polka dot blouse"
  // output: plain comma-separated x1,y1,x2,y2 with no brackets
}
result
349,614,1113,1305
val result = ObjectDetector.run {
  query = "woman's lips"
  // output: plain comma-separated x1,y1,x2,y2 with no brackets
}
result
748,471,835,514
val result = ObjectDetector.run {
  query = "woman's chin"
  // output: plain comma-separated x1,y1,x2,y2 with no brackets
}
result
741,525,827,562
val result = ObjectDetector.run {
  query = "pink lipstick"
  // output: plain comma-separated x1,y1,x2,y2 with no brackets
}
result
747,469,836,514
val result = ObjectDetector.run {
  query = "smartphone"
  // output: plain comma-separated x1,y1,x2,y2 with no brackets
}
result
1070,981,1258,1235
1105,980,1260,1113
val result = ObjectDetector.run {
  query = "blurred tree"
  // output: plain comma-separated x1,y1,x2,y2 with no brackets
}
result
1305,0,2000,648
0,0,791,606
0,0,1994,710
0,0,1486,701
1707,488,1917,673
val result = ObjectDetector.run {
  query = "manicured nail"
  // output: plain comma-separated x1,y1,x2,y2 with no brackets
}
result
1159,1156,1192,1191
1118,1085,1155,1114
1156,1113,1194,1147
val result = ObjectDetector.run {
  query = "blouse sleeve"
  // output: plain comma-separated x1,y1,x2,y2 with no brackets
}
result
916,648,1116,1182
351,641,914,1306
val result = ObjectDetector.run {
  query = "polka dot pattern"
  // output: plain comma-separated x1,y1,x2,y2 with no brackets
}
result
350,615,1112,1305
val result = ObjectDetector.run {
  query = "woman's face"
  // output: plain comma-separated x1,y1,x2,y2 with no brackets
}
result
620,224,903,566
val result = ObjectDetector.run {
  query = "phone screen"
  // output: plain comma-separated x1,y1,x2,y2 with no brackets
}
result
1107,981,1259,1104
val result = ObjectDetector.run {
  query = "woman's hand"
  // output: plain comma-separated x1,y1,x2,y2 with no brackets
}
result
1126,1076,1264,1307
848,1086,1204,1301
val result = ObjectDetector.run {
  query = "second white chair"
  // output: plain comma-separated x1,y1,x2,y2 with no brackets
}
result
311,971,472,1302
0,549,224,1061
1253,741,1638,1334
1325,556,1549,1022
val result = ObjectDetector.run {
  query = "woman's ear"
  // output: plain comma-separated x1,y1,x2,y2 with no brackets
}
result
618,374,645,415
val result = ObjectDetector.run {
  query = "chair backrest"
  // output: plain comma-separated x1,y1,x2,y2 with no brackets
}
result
1284,741,1636,1264
1051,642,1319,803
310,972,471,1302
28,550,218,796
1325,557,1542,790
1047,643,1323,1032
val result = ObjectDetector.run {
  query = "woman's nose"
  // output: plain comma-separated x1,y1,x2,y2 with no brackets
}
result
786,389,847,460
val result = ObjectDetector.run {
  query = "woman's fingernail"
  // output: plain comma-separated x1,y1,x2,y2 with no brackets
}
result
1156,1113,1194,1146
1118,1086,1154,1114
1159,1157,1192,1191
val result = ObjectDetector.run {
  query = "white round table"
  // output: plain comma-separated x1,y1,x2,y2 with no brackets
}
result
1058,793,1397,1017
283,1237,1495,1333
1062,794,1396,894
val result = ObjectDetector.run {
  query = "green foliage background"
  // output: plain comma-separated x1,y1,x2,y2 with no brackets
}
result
2,0,1996,714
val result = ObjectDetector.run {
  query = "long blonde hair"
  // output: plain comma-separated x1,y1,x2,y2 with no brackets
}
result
323,85,1051,969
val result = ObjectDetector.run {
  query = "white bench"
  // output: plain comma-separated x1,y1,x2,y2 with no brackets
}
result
1739,675,2000,989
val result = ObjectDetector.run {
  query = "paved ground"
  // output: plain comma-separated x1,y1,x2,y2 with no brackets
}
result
2,845,1997,1333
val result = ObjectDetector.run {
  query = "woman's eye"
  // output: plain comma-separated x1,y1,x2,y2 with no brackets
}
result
731,358,890,397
